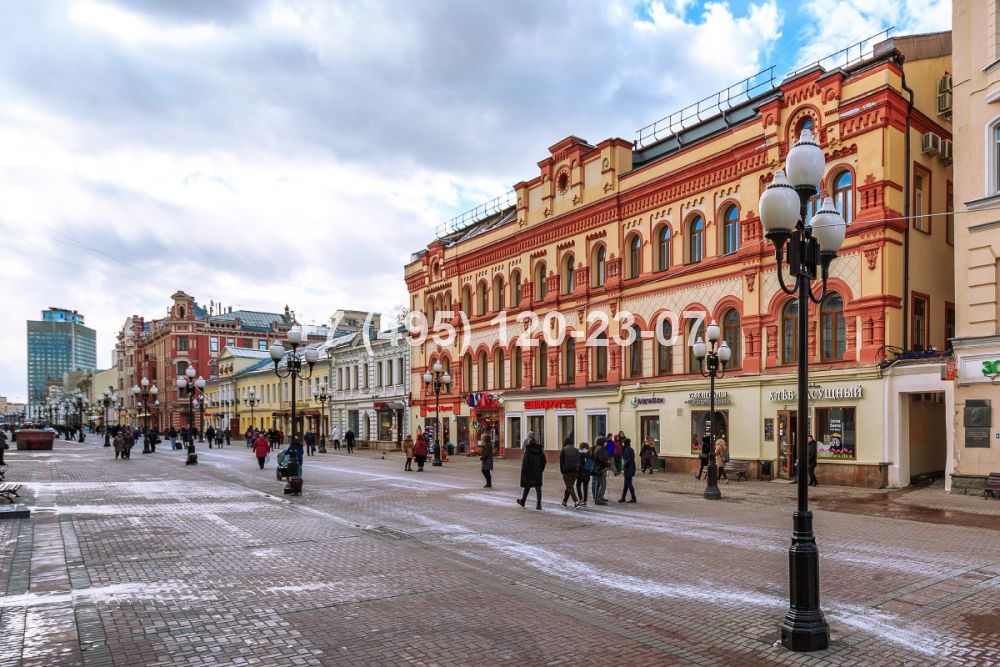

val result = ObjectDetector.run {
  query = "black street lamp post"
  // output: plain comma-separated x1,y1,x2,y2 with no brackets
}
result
243,387,261,433
759,128,847,652
132,377,158,453
198,395,206,442
314,383,329,453
422,361,451,467
269,329,318,494
692,323,731,500
99,388,116,446
75,393,88,442
176,366,205,465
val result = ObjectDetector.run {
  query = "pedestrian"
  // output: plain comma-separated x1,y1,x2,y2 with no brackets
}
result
714,437,729,482
480,434,494,488
517,436,546,510
695,435,710,479
619,438,637,503
559,436,581,508
289,437,304,476
0,428,8,466
522,430,534,449
640,437,656,474
224,428,230,447
305,430,316,456
591,437,610,505
253,431,270,470
345,429,355,454
245,428,254,448
113,432,124,459
413,430,428,471
613,433,624,474
576,443,591,506
279,429,285,446
206,426,215,448
402,435,414,471
807,434,819,486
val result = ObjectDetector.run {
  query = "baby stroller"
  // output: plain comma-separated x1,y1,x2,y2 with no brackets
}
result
275,449,291,481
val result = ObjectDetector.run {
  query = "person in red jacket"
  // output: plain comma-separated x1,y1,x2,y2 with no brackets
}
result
414,429,429,472
252,433,270,470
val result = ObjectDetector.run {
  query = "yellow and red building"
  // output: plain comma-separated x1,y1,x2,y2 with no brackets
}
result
406,33,955,487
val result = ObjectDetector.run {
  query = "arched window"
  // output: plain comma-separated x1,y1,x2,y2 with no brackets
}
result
688,215,704,263
627,235,641,279
688,319,705,373
831,171,853,224
593,331,608,381
821,293,846,361
534,262,547,301
563,254,575,294
722,309,741,369
656,319,673,375
563,338,576,384
592,245,606,287
493,276,505,311
463,354,473,392
477,282,489,316
510,270,521,308
655,226,671,271
513,346,522,387
461,286,472,318
494,349,505,389
535,341,547,386
722,205,739,255
628,324,643,378
477,350,488,390
782,300,798,365
795,116,815,138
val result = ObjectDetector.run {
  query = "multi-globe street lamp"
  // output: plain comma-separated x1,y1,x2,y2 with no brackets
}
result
243,387,261,434
132,377,158,454
313,382,329,453
176,366,205,465
269,329,318,494
422,361,451,467
692,323,731,500
99,388,117,446
73,391,88,442
759,128,847,652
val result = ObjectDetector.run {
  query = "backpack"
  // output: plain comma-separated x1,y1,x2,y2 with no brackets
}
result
584,456,594,474
723,449,730,463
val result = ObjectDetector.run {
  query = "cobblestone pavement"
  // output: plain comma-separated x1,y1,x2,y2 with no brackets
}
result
1,436,998,666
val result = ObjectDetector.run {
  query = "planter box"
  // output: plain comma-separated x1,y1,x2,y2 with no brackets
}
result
15,430,55,450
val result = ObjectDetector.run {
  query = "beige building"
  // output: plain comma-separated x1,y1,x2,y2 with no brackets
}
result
950,1,1000,492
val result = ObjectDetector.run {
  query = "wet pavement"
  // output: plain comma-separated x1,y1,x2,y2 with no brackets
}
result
1,435,998,666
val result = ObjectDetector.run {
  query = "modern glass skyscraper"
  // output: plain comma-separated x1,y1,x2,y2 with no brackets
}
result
27,308,97,419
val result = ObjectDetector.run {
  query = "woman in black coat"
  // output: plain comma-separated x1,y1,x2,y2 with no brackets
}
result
517,437,546,510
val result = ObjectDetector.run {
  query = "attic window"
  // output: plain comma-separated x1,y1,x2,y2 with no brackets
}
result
556,169,570,194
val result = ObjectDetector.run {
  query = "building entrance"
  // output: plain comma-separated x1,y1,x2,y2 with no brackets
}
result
777,410,797,479
907,393,947,482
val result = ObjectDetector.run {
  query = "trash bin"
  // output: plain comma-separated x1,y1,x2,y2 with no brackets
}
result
447,443,455,455
759,459,773,481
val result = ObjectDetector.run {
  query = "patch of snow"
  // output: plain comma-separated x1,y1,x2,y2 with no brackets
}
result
0,581,216,609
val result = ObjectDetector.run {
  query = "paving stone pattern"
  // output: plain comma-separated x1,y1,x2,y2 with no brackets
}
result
0,436,998,666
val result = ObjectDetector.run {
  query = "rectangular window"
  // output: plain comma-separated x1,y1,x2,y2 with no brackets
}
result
815,407,857,460
640,415,660,454
210,337,219,353
227,338,235,347
527,415,545,447
586,412,608,445
912,293,929,351
386,362,393,386
258,340,267,351
558,414,575,447
690,410,728,455
177,336,189,352
397,358,403,384
913,167,930,233
507,416,522,449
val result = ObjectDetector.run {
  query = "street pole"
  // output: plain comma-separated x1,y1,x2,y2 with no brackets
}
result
270,330,318,495
694,324,730,500
423,362,451,467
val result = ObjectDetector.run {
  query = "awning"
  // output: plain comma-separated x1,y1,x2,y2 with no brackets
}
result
376,401,406,411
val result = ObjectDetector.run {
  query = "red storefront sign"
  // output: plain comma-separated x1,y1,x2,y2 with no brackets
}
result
524,399,576,410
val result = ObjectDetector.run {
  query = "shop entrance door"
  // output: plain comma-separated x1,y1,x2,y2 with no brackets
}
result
640,415,660,453
777,410,797,479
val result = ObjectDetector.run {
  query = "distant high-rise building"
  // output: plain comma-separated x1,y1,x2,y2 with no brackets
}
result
27,307,97,419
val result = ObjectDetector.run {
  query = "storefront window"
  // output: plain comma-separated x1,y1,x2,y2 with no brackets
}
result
378,409,393,441
690,410,728,455
527,415,545,446
640,415,660,452
558,414,575,446
507,416,522,448
815,407,856,459
587,413,607,445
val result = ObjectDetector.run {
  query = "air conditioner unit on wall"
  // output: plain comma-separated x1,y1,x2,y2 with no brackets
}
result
939,139,953,163
937,74,953,118
922,132,941,156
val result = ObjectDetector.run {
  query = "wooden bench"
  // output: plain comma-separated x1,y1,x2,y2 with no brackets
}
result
0,483,21,504
985,472,1000,499
723,459,750,482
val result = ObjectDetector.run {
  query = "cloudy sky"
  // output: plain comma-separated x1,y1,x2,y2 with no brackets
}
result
0,0,949,402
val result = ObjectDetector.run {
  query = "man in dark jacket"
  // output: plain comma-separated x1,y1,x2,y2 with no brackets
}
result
517,437,546,510
559,436,581,508
807,434,819,486
619,438,637,503
305,430,316,456
345,429,356,454
480,434,494,488
591,437,610,505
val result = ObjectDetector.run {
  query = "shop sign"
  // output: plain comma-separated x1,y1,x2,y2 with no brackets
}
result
768,384,863,402
630,396,664,407
524,399,576,410
981,359,1000,378
425,405,453,412
684,391,731,406
964,399,992,448
941,359,956,381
